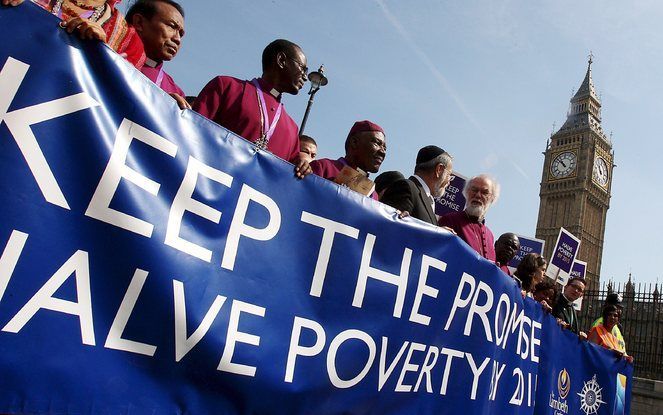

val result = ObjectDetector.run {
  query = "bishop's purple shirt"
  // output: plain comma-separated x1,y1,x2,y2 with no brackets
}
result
438,210,496,261
140,59,185,96
192,76,300,163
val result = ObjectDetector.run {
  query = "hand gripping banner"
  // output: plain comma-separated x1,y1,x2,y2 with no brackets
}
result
0,3,632,414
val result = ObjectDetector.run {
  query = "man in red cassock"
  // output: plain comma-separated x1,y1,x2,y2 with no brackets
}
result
127,0,189,109
438,174,500,261
310,120,386,200
193,39,311,178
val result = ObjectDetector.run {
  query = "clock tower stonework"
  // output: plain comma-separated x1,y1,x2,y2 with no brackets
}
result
535,57,613,291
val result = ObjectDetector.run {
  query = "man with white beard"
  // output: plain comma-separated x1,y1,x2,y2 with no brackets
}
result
438,174,500,261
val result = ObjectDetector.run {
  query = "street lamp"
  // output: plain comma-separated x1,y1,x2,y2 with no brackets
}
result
300,65,328,135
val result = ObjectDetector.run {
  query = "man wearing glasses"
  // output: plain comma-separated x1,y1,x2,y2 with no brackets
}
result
553,276,587,337
193,39,311,178
438,174,500,261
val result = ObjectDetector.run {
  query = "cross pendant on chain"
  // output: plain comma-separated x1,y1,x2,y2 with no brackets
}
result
255,135,268,150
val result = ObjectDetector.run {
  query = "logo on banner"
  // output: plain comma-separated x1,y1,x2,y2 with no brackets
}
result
578,374,606,414
558,368,570,398
613,373,627,415
549,368,570,413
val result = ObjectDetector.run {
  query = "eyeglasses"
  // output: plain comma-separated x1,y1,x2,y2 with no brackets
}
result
286,55,308,75
568,284,585,293
468,186,492,196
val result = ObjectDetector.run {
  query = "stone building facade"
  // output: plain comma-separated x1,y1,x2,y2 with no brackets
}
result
535,56,614,291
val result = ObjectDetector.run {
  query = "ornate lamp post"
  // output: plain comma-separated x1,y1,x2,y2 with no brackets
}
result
299,65,328,135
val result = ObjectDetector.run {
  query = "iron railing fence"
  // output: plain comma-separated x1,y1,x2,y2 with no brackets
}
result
577,281,663,380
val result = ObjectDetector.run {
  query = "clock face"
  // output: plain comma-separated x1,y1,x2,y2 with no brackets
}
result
550,151,577,178
593,156,609,187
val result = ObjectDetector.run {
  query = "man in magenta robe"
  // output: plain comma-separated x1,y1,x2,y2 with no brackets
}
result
438,174,500,261
126,0,189,109
310,120,386,200
193,39,311,178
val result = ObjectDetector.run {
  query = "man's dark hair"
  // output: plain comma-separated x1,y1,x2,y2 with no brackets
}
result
375,171,405,194
299,135,317,146
262,39,300,72
126,0,184,24
567,276,586,287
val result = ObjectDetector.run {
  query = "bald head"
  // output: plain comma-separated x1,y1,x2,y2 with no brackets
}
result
261,39,308,95
495,233,520,265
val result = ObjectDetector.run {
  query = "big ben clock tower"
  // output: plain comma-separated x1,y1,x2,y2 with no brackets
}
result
535,56,614,291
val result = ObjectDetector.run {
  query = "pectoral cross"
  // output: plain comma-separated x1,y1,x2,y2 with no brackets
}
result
255,135,268,150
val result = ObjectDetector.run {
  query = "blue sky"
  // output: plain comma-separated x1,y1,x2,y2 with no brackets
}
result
124,1,663,285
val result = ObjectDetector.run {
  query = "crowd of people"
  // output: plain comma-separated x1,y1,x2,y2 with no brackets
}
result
1,0,631,364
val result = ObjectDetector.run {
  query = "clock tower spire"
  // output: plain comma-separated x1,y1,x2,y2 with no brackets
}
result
535,56,614,291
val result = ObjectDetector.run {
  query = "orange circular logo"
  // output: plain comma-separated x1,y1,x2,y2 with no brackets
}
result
558,368,570,399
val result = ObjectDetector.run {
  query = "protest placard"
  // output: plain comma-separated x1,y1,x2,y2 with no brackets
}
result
507,235,545,275
434,172,466,217
546,227,581,286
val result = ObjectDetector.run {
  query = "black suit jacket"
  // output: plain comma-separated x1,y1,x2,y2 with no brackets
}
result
380,176,437,225
552,295,580,334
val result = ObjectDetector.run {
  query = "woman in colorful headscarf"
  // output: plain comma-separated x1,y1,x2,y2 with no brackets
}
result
2,0,145,68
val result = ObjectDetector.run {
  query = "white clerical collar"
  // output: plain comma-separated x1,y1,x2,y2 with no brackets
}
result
413,174,432,198
256,78,281,98
144,57,162,68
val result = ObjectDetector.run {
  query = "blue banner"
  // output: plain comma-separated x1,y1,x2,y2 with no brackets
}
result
0,4,632,414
